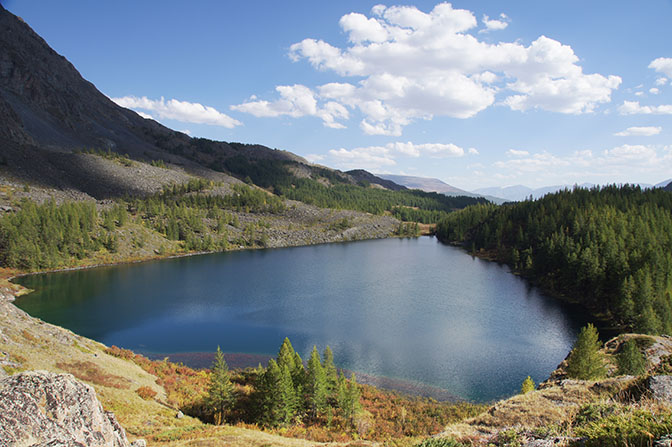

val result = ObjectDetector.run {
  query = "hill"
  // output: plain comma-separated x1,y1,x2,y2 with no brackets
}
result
436,184,672,334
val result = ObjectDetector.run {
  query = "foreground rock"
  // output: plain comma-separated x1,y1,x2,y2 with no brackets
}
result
0,370,142,447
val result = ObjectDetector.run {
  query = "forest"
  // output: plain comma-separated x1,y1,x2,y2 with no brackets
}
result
0,180,281,270
436,185,672,334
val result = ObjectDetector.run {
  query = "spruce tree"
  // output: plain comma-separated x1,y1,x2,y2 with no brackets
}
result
307,346,328,418
277,337,297,372
278,364,299,425
322,346,338,393
566,324,606,380
206,347,235,425
617,338,646,376
338,373,362,424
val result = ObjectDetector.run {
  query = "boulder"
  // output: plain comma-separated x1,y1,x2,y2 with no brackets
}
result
0,370,136,446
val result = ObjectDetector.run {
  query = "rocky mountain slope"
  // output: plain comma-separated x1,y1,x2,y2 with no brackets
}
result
0,5,400,200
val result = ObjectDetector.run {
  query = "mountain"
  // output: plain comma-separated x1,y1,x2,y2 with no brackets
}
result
346,170,407,191
0,5,379,198
473,183,599,202
656,178,672,189
666,182,672,192
377,174,506,204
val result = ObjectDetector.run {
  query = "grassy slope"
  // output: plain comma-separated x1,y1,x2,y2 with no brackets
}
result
0,279,330,447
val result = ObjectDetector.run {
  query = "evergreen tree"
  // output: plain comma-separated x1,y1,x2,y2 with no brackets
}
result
278,364,300,425
337,373,362,424
520,376,535,394
617,338,647,376
306,346,328,418
277,337,297,372
322,346,338,393
566,324,606,380
206,347,235,425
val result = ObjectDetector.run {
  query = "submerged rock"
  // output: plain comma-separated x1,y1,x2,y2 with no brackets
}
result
0,370,137,446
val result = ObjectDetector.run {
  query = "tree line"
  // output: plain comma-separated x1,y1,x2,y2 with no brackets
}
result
436,185,672,334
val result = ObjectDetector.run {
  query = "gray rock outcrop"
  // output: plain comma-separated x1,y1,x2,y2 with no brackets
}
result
0,370,136,447
648,375,672,403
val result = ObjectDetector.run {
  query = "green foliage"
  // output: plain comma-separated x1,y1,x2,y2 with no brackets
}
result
574,405,672,447
77,147,134,166
278,178,484,223
0,199,99,269
520,376,535,394
307,346,328,418
415,438,465,447
617,339,647,376
337,372,362,424
395,221,420,237
206,347,234,425
322,346,338,393
435,185,672,334
566,324,606,380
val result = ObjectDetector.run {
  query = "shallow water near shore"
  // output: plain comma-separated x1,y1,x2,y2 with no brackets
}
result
15,236,589,402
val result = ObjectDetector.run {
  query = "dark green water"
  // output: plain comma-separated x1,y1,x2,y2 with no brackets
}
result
15,237,588,402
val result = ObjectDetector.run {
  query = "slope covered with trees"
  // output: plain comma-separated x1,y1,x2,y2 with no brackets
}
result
436,185,672,334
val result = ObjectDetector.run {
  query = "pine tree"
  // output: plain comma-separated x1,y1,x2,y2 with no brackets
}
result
278,364,299,425
520,376,535,394
566,324,606,380
617,338,646,376
306,346,328,418
206,347,235,425
277,337,297,372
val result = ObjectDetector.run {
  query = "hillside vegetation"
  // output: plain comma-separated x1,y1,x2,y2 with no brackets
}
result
436,185,672,334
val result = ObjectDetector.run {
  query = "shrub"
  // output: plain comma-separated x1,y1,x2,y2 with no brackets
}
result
617,339,647,376
415,437,465,447
575,408,672,447
136,386,157,400
520,376,535,394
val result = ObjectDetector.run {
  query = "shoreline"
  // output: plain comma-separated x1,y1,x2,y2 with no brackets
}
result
145,350,464,403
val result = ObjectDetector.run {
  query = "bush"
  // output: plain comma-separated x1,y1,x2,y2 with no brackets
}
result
415,437,465,447
520,376,535,394
575,408,672,447
136,386,157,400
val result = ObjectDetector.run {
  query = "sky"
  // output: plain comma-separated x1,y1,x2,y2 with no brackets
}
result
4,0,672,190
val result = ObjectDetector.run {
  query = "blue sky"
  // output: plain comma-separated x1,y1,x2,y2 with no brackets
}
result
4,0,672,190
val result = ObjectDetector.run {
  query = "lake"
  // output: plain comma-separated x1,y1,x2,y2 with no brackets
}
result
15,237,588,402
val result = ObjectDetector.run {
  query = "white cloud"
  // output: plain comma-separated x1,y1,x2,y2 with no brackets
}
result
479,13,509,33
489,145,672,186
619,100,672,115
328,146,396,170
506,149,530,156
650,87,660,95
231,84,349,129
468,147,479,155
650,57,672,77
655,77,668,86
135,111,154,120
112,96,241,128
236,3,620,135
614,126,662,137
322,140,468,170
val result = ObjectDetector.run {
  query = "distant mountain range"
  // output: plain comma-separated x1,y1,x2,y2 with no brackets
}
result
377,174,507,204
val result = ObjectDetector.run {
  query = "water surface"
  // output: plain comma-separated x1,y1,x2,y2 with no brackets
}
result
16,237,587,401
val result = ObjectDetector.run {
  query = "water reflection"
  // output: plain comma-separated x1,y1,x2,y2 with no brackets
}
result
16,237,588,401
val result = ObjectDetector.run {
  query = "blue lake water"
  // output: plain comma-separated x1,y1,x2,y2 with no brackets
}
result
15,237,588,401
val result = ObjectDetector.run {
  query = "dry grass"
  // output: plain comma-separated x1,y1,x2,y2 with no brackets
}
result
56,360,131,389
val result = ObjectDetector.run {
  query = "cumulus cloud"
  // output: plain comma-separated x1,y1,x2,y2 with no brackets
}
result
619,100,672,115
489,145,672,185
650,87,660,95
506,149,530,156
655,77,668,86
112,96,241,128
234,3,620,136
650,57,672,77
231,85,348,129
323,140,470,170
480,13,509,33
614,126,662,137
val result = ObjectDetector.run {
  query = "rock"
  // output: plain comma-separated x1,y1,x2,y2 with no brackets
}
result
656,435,672,447
176,410,184,419
649,375,672,402
130,440,147,447
0,370,136,446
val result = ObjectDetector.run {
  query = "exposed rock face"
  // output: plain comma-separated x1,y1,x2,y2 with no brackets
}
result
648,375,672,403
0,371,133,447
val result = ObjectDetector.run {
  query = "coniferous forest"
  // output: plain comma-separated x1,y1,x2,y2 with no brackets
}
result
436,185,672,334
